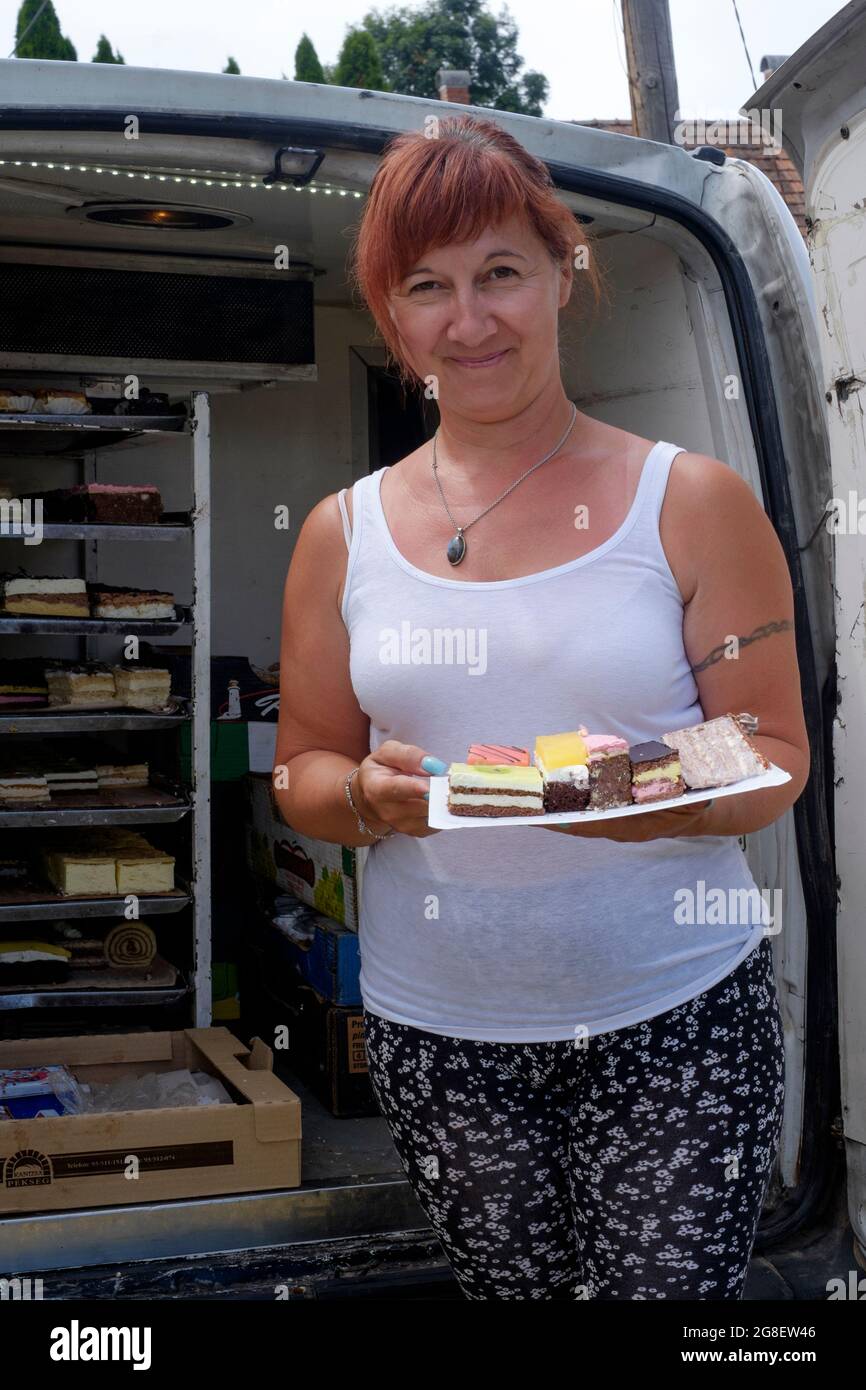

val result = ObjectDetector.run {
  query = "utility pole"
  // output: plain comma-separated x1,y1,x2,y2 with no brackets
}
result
621,0,681,144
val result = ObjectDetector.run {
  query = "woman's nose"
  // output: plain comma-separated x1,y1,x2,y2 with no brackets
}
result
445,289,497,346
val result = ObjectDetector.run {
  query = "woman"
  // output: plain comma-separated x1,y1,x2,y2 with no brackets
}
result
274,114,810,1301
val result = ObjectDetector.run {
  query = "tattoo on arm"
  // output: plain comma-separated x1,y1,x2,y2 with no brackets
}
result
690,619,793,674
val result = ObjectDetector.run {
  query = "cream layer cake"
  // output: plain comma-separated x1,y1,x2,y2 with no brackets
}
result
90,586,175,620
661,714,768,789
45,662,116,706
112,667,171,708
97,763,149,790
629,740,686,804
447,762,544,817
0,576,88,617
534,732,590,812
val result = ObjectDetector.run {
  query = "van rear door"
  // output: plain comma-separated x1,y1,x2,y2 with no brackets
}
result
756,0,866,1264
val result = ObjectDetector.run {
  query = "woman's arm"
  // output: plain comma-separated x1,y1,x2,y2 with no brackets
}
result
273,493,435,845
547,453,811,842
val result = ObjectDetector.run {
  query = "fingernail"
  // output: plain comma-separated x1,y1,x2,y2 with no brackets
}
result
423,790,429,800
421,756,448,774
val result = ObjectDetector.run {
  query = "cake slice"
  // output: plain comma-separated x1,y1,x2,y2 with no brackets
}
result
96,763,149,790
534,732,590,812
583,734,633,810
0,774,50,805
90,585,175,620
115,845,174,894
111,666,171,708
467,743,530,765
0,575,88,618
0,659,48,708
661,714,769,789
630,740,686,804
37,483,163,525
447,762,544,817
44,661,116,707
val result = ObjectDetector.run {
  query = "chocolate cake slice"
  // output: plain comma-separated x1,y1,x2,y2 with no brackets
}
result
629,740,685,804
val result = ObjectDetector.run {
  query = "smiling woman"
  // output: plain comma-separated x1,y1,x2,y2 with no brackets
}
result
273,113,808,1301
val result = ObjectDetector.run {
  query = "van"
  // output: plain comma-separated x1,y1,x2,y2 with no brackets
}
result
0,0,860,1296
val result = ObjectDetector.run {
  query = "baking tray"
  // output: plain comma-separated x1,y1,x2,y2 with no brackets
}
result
427,763,792,829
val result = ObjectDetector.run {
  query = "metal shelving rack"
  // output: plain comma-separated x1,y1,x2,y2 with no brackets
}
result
0,391,211,1023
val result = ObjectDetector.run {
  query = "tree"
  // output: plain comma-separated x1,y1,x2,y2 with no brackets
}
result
295,33,325,83
14,0,77,60
361,0,547,114
333,27,385,90
223,56,241,74
93,35,125,64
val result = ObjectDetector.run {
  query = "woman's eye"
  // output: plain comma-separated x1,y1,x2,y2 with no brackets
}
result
408,280,439,294
487,265,518,281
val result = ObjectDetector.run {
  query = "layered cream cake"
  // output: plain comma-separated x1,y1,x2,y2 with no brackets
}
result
91,586,175,620
629,740,685,804
0,576,88,618
534,732,590,812
96,763,149,790
112,666,172,708
45,662,116,707
661,714,768,789
447,762,544,817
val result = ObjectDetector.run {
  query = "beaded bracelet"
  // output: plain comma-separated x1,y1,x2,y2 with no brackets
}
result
344,767,395,841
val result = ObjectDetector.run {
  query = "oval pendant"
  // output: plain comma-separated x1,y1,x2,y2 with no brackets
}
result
447,531,466,566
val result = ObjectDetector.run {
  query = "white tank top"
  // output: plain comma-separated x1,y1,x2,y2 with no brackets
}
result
338,440,767,1041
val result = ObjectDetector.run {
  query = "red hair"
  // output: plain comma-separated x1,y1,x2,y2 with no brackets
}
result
349,113,603,385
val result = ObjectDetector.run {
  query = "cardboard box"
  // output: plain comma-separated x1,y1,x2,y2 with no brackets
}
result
0,1027,301,1214
267,897,361,1006
245,773,366,931
262,977,376,1118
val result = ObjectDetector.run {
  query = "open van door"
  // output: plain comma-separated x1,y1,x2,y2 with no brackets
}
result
755,0,866,1268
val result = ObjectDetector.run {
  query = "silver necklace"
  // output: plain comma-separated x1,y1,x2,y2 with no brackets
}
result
432,402,578,565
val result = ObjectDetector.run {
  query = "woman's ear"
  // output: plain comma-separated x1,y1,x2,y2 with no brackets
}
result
558,256,574,308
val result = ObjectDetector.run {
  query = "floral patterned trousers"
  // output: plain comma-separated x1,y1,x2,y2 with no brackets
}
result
362,936,785,1300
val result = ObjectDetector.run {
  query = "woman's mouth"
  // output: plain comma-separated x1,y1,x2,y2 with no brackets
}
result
449,348,511,368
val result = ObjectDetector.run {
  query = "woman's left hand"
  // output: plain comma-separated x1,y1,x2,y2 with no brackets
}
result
536,798,715,843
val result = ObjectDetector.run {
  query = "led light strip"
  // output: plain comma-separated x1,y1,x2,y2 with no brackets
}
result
0,158,364,196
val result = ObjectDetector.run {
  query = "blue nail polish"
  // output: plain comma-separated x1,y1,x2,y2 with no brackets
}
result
421,756,448,775
423,790,429,800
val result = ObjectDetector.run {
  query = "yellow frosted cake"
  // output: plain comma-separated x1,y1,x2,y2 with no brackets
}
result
534,732,591,812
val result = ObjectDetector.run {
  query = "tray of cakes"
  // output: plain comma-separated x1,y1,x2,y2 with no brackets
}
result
428,714,791,828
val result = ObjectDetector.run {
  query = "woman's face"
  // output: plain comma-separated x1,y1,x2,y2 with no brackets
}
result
387,213,572,419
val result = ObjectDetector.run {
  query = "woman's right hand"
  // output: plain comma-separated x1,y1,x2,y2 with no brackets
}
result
354,740,445,838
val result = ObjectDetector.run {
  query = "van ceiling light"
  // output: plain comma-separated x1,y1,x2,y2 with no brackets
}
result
78,202,241,230
0,158,364,198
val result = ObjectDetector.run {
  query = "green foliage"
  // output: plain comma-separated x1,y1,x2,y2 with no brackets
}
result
360,0,548,113
14,0,77,60
333,27,386,91
223,56,241,74
295,33,326,83
93,34,125,64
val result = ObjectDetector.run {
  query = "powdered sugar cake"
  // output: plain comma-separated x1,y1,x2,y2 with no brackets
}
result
661,713,769,789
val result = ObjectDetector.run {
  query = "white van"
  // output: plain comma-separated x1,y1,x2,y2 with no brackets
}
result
0,0,861,1296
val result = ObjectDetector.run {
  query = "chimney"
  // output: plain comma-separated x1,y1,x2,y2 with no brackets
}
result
437,68,471,103
760,54,789,82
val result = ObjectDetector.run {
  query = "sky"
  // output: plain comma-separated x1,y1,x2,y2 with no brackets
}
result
1,0,847,120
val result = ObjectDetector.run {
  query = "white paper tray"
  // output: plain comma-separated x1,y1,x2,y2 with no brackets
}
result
427,763,791,829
